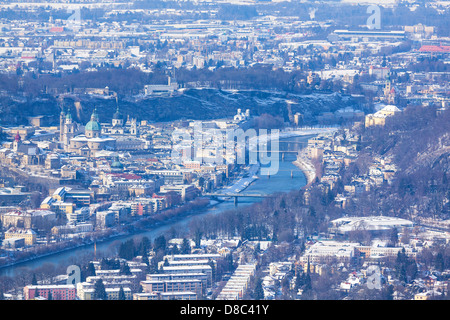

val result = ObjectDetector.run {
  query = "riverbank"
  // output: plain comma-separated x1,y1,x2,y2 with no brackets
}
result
0,198,211,273
293,151,317,186
0,162,260,272
0,132,319,275
256,126,336,186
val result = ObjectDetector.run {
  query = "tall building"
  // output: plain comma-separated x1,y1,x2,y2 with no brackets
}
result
112,106,124,128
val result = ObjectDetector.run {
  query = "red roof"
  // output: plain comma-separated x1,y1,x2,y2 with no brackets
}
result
418,45,450,53
110,173,142,180
50,27,64,33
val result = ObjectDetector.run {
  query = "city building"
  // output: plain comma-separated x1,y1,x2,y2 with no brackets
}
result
23,285,77,300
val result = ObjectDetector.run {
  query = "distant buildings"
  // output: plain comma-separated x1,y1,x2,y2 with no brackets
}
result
216,264,256,300
365,104,401,127
24,284,77,300
4,227,37,246
60,106,142,157
0,209,56,230
233,109,250,123
144,77,179,96
329,30,406,42
62,108,116,156
330,216,414,237
300,241,360,265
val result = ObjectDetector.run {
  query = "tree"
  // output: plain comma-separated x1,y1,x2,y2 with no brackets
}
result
253,277,265,300
93,279,107,300
181,238,191,254
118,286,126,300
31,273,38,286
253,242,261,260
139,236,151,255
141,249,149,266
101,258,120,270
301,262,313,300
381,285,394,300
120,262,131,275
153,235,167,253
435,252,445,272
86,262,96,278
389,227,399,247
118,239,136,261
395,248,417,283
148,257,159,274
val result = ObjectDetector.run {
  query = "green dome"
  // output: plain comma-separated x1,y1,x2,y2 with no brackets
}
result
85,120,101,131
85,107,101,131
111,156,124,169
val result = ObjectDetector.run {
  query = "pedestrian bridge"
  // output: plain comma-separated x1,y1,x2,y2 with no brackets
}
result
203,192,273,206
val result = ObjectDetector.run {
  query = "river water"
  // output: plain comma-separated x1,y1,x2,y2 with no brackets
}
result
0,134,312,277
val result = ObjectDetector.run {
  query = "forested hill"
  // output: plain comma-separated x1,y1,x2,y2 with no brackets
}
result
345,105,450,220
0,89,361,126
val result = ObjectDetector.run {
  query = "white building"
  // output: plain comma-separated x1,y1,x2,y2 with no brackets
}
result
301,241,360,264
330,216,414,236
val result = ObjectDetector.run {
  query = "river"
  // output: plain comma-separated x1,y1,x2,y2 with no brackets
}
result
0,134,313,277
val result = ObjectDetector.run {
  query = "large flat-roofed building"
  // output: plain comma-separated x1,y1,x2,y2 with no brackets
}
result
135,274,201,301
159,184,198,202
355,245,405,259
133,292,159,300
330,216,414,236
0,209,56,229
48,186,93,207
23,284,77,300
140,279,202,295
2,237,25,249
0,187,31,205
76,273,139,300
159,291,197,300
216,264,256,300
330,30,406,41
165,253,222,262
300,241,360,265
144,77,178,95
161,265,213,287
4,227,37,245
365,105,401,127
144,273,209,290
134,291,197,300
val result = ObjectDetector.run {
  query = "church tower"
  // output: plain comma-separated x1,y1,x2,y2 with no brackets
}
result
13,132,21,152
130,118,139,136
112,106,124,127
63,109,76,151
59,109,65,143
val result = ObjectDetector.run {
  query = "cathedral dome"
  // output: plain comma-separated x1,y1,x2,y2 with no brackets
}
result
111,156,124,170
85,108,101,132
113,107,124,120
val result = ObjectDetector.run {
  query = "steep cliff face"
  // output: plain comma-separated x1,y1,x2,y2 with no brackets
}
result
350,106,450,220
0,89,360,126
0,95,60,125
